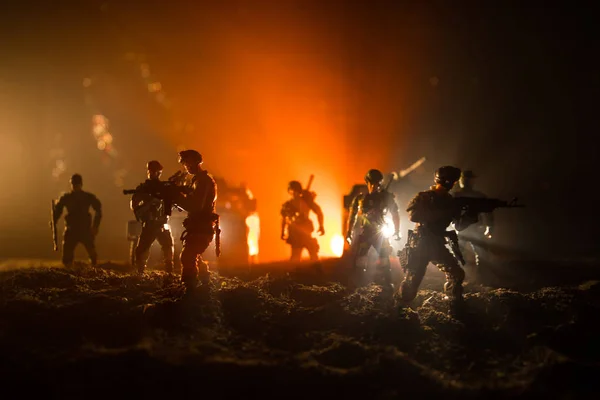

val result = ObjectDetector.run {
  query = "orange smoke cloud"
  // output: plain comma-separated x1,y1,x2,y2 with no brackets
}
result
160,4,420,262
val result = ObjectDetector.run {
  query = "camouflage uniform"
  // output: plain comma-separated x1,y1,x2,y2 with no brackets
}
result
346,169,400,285
398,166,469,303
281,181,324,261
452,170,493,269
53,174,102,267
130,161,174,274
176,150,218,287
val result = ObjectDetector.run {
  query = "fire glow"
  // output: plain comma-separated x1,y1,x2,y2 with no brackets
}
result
245,212,260,257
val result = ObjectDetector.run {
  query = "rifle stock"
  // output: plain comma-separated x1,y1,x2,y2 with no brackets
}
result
50,199,58,251
306,174,314,191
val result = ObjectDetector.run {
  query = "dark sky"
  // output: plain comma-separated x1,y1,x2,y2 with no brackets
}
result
0,1,596,260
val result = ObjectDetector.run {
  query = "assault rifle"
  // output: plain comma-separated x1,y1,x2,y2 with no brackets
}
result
122,171,191,216
453,196,524,233
454,196,525,213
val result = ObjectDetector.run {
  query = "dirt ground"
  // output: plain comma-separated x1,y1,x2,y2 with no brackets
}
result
1,256,599,399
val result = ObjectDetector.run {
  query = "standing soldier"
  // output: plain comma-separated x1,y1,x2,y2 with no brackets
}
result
452,170,494,274
174,150,218,289
346,169,400,288
52,174,102,268
130,160,174,275
280,180,325,262
397,166,476,309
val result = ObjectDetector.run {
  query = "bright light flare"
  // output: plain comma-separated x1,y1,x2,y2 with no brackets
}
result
245,212,260,256
330,234,345,257
381,215,395,238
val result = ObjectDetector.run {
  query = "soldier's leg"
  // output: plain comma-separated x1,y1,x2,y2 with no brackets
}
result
377,239,393,288
398,244,429,303
81,233,98,267
307,237,320,262
180,232,213,287
194,233,213,284
350,236,376,287
61,230,77,267
352,234,371,270
134,227,157,274
432,245,465,301
290,247,303,261
156,228,174,273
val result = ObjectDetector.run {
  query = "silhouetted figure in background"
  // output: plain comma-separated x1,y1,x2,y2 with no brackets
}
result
452,170,494,276
280,180,325,261
346,169,400,289
130,160,174,275
53,174,102,268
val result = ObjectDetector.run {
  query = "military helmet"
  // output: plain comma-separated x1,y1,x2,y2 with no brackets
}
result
146,160,163,171
365,169,384,185
178,149,203,165
288,180,302,192
70,173,83,185
434,166,461,188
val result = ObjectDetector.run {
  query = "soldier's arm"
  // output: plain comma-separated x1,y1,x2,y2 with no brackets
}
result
309,201,325,231
453,199,479,231
280,204,288,238
130,190,144,211
388,194,401,235
175,181,202,212
91,195,102,230
454,211,478,231
346,195,360,239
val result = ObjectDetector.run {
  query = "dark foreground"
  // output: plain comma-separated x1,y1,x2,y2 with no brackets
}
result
1,257,599,399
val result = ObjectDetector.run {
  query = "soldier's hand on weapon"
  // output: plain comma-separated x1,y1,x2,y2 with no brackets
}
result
281,232,287,241
345,233,352,245
317,226,325,236
393,231,401,241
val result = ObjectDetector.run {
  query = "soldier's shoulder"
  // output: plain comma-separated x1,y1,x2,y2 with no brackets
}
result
302,189,316,201
84,191,101,203
409,190,433,204
204,171,217,185
413,190,432,200
57,191,69,201
280,199,294,213
282,198,293,207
